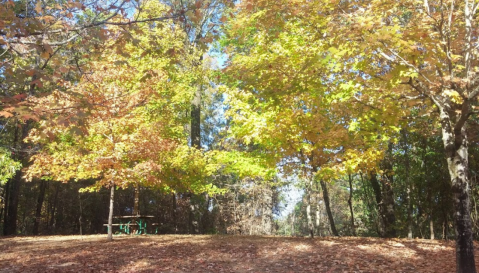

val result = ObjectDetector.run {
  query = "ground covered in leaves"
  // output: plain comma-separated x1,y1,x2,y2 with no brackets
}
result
0,234,477,272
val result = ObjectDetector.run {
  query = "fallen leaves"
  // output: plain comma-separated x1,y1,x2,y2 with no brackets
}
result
0,235,474,273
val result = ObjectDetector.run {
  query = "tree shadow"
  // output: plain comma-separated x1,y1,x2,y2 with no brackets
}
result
0,235,474,272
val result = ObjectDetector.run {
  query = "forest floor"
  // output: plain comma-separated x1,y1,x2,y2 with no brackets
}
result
0,234,477,272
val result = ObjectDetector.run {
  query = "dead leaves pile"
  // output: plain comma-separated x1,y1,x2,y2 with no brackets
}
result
0,235,475,272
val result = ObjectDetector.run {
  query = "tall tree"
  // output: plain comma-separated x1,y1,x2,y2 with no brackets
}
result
225,0,479,270
321,1,479,271
164,0,232,149
0,0,187,236
25,2,222,240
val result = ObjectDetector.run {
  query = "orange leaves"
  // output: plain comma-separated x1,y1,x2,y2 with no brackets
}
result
35,1,43,14
68,1,83,10
0,111,14,118
12,93,27,101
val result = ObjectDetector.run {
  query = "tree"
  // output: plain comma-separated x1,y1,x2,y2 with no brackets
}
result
25,2,221,240
0,0,188,237
320,1,479,271
224,0,479,270
222,0,387,238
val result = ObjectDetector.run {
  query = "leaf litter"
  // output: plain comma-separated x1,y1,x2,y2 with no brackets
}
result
0,235,476,272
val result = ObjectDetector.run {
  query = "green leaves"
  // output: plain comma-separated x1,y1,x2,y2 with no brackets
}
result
0,148,21,185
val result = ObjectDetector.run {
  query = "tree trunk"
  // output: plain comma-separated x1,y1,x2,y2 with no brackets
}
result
430,217,434,240
369,173,384,236
402,130,413,239
3,172,21,235
107,184,115,242
370,170,396,238
348,174,356,236
443,206,449,240
316,204,321,237
306,182,314,238
32,179,47,235
380,174,396,238
3,120,22,236
0,186,5,231
439,107,476,273
79,191,83,236
262,189,273,235
133,183,140,215
2,179,10,235
191,82,202,149
172,193,177,233
291,212,295,236
49,183,60,232
381,143,397,238
320,180,339,236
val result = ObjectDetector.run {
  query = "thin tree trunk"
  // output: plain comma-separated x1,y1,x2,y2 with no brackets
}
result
291,212,295,236
0,186,5,231
306,182,314,238
49,183,60,232
133,183,140,215
430,217,434,240
79,191,83,236
32,179,47,235
316,205,321,237
320,180,339,236
443,210,448,240
2,179,10,235
381,143,396,238
348,174,356,236
172,193,177,233
191,82,202,149
107,184,115,242
403,130,413,239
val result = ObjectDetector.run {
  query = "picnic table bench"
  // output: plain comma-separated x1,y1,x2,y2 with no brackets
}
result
104,215,157,235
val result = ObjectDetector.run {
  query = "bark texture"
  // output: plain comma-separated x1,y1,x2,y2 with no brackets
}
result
440,108,476,273
107,185,115,242
33,179,47,235
320,180,339,236
348,174,356,236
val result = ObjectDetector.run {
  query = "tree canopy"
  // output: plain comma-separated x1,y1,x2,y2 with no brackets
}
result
1,0,479,271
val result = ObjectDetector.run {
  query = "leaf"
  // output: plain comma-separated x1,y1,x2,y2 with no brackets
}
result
13,94,27,101
0,111,14,118
31,79,43,88
40,51,51,60
22,114,40,122
35,1,42,13
26,69,36,77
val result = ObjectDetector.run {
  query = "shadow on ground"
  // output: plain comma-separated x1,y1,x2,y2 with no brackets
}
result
0,235,474,272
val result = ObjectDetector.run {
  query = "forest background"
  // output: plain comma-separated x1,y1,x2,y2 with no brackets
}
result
1,0,479,272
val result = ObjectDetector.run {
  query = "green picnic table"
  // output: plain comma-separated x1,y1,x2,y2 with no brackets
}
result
104,215,157,235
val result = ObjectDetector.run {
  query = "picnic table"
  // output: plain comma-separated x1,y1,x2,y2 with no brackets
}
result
104,215,157,235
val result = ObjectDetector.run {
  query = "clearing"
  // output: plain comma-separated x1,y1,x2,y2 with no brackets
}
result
0,235,477,272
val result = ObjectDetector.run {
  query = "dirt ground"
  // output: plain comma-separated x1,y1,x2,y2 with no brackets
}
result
0,234,477,272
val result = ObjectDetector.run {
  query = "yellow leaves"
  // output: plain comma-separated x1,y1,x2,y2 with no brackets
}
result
24,10,209,192
342,148,385,174
443,89,463,104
